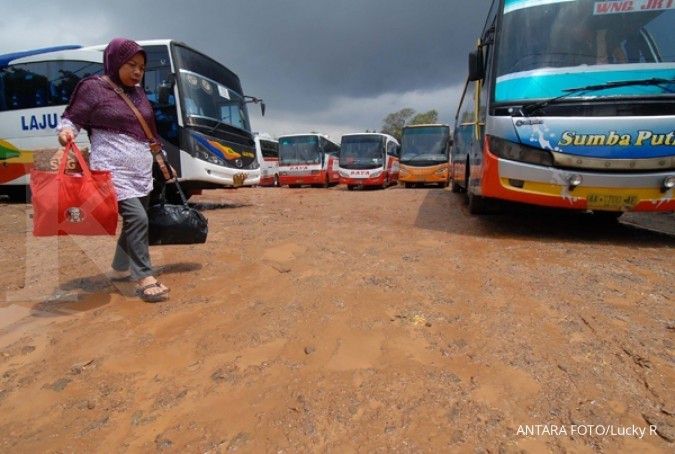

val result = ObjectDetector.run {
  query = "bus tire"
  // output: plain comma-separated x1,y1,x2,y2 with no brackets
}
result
467,189,489,214
593,211,622,222
3,186,31,203
289,184,301,188
451,180,463,193
347,185,355,191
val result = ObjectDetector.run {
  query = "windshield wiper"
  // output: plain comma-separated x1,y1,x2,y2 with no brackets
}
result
209,115,234,135
521,77,675,116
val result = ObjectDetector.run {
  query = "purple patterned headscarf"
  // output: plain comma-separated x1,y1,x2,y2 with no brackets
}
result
62,38,159,143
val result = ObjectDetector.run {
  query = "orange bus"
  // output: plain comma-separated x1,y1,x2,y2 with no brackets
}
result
398,124,451,188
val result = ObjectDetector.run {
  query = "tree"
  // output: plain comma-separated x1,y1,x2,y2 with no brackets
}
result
380,108,439,141
380,108,415,141
410,110,438,125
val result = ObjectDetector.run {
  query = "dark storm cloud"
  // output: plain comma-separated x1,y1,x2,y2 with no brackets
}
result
56,0,490,110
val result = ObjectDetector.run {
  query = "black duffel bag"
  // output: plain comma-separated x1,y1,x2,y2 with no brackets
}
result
148,178,207,246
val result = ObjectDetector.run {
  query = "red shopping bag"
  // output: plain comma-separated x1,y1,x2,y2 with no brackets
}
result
31,141,118,236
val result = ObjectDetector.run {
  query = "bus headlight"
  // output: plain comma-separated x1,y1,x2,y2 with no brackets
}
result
194,149,225,166
370,170,382,178
435,167,448,175
191,135,226,166
662,175,675,193
399,167,409,175
567,173,583,190
488,136,553,167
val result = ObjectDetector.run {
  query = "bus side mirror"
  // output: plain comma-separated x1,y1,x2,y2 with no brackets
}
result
245,95,266,116
468,49,484,81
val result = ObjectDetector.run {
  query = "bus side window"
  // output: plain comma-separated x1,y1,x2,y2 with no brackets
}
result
386,141,397,156
0,60,103,112
143,45,178,146
0,71,6,110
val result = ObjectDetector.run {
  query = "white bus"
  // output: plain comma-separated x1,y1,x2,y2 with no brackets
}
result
254,133,279,187
277,133,340,188
0,39,264,200
338,133,400,190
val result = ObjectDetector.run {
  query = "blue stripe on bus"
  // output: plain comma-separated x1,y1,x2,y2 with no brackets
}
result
191,132,225,160
0,45,81,69
496,68,675,102
503,0,576,14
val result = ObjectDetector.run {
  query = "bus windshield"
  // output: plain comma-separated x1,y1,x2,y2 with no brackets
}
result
496,0,675,101
340,135,385,169
279,136,321,165
400,127,449,163
174,46,251,133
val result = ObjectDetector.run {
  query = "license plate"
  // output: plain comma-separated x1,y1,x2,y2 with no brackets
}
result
587,193,637,211
232,173,247,187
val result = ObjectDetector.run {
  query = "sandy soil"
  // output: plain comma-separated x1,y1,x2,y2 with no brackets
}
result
0,186,673,452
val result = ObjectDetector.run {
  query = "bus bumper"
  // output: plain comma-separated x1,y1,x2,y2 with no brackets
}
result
481,149,675,212
399,164,449,183
340,173,386,187
259,175,276,186
279,172,326,186
181,156,260,188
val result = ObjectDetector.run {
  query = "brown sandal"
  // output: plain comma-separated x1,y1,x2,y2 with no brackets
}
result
135,282,169,302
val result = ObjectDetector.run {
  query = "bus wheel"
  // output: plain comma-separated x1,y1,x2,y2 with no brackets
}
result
451,180,463,193
3,186,31,203
347,185,355,191
593,211,622,222
322,176,329,188
467,189,489,215
289,184,301,188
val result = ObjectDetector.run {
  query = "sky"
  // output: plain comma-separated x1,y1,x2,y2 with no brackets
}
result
0,0,493,140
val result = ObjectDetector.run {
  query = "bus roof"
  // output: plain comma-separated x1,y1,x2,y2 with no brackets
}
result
278,133,339,144
82,39,176,51
254,132,276,141
9,48,104,66
402,124,450,129
0,45,81,69
341,132,399,143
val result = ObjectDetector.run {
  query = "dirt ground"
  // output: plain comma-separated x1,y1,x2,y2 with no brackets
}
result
0,185,673,452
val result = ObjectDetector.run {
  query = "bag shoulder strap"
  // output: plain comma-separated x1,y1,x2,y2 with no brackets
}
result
100,75,172,180
100,76,157,147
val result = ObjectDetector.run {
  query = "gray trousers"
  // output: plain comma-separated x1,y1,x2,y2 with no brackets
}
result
112,196,153,280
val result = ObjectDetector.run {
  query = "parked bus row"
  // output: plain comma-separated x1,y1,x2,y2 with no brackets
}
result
0,39,453,200
254,126,453,190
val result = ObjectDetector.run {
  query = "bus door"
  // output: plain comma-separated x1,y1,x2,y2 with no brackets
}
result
385,139,400,184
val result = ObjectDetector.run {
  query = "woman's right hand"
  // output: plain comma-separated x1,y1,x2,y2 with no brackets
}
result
58,128,75,146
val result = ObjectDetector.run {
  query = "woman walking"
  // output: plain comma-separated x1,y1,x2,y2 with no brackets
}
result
57,38,169,302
